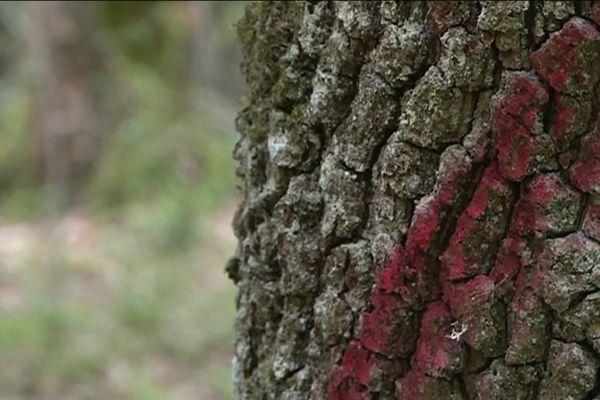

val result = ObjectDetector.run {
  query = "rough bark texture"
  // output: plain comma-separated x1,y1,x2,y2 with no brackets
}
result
230,1,600,399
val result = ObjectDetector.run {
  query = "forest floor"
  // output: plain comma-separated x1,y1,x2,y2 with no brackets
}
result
0,203,237,400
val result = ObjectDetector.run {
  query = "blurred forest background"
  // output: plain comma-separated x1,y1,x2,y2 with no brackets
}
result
0,1,244,399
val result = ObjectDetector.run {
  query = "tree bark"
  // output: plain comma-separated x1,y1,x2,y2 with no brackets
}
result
230,1,600,399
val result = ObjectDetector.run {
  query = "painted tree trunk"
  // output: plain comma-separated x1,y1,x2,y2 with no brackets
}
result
230,1,600,399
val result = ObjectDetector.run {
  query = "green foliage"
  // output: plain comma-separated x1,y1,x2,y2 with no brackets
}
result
87,61,237,251
0,84,40,216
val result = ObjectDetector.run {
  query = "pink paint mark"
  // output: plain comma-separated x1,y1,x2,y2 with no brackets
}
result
495,74,548,121
401,157,475,303
440,163,511,281
406,158,472,259
569,124,600,193
328,151,475,396
551,94,577,141
327,366,369,400
376,246,407,294
510,196,538,237
527,174,555,203
328,25,600,395
466,164,506,220
411,301,463,377
438,217,473,281
407,197,441,258
359,290,416,358
490,237,526,286
445,275,495,318
494,74,548,181
376,245,436,305
523,108,538,129
549,68,570,92
341,340,376,386
395,370,435,400
570,161,600,193
328,154,475,396
404,199,443,303
511,173,577,236
443,275,497,351
530,17,599,92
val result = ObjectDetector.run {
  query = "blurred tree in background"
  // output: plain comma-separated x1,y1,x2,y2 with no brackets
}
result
25,1,115,205
0,0,245,214
0,2,244,399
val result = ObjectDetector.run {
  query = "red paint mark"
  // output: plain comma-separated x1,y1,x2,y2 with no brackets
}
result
407,196,441,258
465,165,506,219
512,179,548,236
493,73,548,181
327,366,369,400
407,158,472,258
570,160,600,193
403,198,443,303
396,370,435,400
510,196,538,237
376,245,434,305
329,155,473,392
440,163,512,280
551,94,577,141
510,290,539,349
341,341,376,386
490,237,526,286
402,158,474,303
445,275,495,319
511,173,579,236
328,18,599,397
526,174,555,203
376,246,407,294
359,290,416,358
530,17,599,92
444,275,503,356
328,152,473,396
443,275,504,355
411,301,463,377
550,68,570,92
439,216,474,280
570,126,600,193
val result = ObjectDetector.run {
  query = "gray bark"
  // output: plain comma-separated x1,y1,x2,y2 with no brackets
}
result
230,1,600,399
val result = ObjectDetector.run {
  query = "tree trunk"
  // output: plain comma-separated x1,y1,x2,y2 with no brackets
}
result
25,1,113,205
230,1,600,399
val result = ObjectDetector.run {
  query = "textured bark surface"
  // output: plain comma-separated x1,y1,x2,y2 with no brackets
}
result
230,1,600,399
